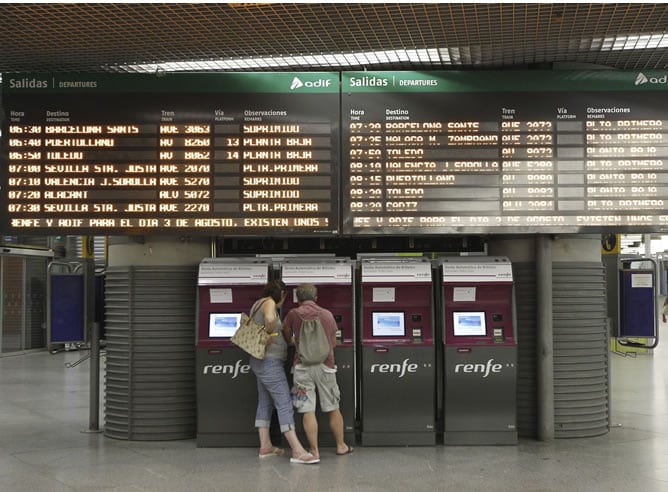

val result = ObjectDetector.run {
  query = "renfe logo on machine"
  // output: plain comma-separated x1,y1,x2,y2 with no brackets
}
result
454,358,507,378
370,358,418,378
202,360,250,379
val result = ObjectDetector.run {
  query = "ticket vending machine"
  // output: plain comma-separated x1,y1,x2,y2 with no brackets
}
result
196,258,270,447
440,257,517,445
280,257,356,447
360,257,436,446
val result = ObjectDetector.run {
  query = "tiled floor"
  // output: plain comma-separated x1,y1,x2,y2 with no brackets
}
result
0,344,667,492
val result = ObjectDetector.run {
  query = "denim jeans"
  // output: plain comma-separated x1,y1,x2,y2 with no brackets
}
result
249,356,295,433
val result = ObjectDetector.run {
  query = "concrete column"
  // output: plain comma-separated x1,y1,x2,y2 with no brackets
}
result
488,234,603,441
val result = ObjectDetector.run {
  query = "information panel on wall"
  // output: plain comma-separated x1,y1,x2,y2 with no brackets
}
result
1,72,340,235
341,70,668,234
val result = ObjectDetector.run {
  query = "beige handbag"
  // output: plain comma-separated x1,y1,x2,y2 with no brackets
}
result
231,300,271,359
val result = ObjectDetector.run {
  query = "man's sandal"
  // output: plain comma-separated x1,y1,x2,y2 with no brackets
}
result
336,445,354,456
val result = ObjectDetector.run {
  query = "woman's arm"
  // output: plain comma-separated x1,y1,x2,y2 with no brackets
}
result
262,298,279,332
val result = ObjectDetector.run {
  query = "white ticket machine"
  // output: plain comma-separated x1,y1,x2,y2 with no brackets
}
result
440,257,517,445
196,258,270,447
280,258,356,446
360,257,436,446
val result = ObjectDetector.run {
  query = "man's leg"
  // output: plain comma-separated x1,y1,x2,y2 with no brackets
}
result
317,371,352,455
302,411,319,458
327,408,350,454
293,365,319,457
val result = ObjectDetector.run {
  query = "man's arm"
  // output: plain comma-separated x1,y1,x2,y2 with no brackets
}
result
322,308,339,347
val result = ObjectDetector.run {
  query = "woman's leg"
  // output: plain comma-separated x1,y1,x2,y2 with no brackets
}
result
283,429,310,457
259,359,316,461
258,358,296,433
250,358,275,451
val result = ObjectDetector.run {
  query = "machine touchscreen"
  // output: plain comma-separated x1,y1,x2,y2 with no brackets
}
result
372,312,405,337
209,313,242,338
452,311,487,336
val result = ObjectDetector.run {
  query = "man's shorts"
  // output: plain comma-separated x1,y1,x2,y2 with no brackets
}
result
292,363,340,413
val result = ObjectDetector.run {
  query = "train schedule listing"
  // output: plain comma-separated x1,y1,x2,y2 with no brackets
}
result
342,70,668,234
2,72,340,236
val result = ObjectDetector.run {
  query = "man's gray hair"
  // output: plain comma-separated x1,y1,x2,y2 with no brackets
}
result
296,283,318,302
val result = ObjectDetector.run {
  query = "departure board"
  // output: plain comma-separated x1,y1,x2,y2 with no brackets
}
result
1,73,339,235
4,70,668,237
342,71,668,234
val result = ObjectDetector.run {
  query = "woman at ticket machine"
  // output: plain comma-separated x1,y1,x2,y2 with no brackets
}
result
247,279,319,464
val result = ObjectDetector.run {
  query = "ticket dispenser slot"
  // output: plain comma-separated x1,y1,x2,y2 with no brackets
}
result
279,258,356,447
441,257,517,445
360,258,436,446
196,258,271,447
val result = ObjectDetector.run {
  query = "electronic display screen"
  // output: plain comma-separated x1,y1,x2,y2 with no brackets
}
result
4,70,668,236
452,311,487,337
341,70,668,234
209,312,242,338
372,312,405,337
1,72,340,235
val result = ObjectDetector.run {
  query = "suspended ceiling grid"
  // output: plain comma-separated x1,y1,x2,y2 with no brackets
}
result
0,3,665,74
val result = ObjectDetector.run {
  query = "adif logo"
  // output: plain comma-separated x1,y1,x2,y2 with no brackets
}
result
290,77,304,90
370,358,419,378
635,72,668,85
454,358,510,378
290,77,332,90
202,360,250,379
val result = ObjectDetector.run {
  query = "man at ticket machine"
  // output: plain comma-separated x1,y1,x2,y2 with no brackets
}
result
283,283,354,458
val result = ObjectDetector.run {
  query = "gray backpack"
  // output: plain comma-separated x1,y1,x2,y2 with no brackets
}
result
297,316,330,365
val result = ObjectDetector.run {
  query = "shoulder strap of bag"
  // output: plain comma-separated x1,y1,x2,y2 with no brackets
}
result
296,312,317,324
249,298,269,320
